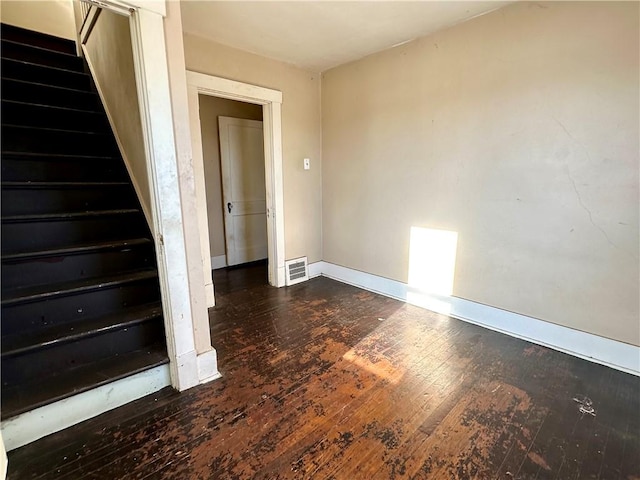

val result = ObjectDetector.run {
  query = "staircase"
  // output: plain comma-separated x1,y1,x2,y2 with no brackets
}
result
1,24,168,420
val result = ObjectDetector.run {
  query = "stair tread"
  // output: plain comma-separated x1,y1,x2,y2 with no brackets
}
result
1,123,109,136
1,151,118,161
2,237,152,262
2,209,140,223
1,269,159,306
1,38,81,61
1,24,77,55
1,98,103,115
1,346,168,419
1,77,96,97
1,57,89,77
1,181,129,188
2,302,163,358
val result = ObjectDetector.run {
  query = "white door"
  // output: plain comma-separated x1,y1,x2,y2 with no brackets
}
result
218,116,268,266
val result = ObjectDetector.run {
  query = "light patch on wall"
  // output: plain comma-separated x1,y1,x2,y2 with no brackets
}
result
406,227,458,316
408,227,458,296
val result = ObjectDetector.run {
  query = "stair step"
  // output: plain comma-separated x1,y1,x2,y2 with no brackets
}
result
1,39,84,71
2,181,130,189
1,238,156,292
1,78,100,111
1,124,109,137
1,346,168,419
2,209,140,224
1,270,158,307
0,151,118,160
1,180,138,216
2,124,117,156
1,311,165,391
1,209,148,255
1,57,91,90
1,23,77,55
1,275,162,337
2,303,163,358
1,100,109,131
1,155,127,183
2,238,152,262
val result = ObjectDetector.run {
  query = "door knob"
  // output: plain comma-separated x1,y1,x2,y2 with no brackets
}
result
227,202,233,213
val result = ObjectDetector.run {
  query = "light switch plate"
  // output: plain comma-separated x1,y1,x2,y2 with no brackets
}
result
303,158,310,170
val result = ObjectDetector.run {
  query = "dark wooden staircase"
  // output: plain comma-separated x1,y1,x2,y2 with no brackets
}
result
1,24,168,420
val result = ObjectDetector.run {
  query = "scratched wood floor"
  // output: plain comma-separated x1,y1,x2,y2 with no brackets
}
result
7,261,640,479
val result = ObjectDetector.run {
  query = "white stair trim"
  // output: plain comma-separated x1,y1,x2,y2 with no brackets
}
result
1,364,171,451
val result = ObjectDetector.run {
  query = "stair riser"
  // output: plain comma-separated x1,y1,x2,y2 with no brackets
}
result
1,278,162,337
2,127,117,156
1,40,83,71
1,59,91,91
1,79,100,111
2,101,109,131
2,215,149,254
2,185,137,216
1,157,127,182
1,24,77,55
1,321,165,388
2,246,157,291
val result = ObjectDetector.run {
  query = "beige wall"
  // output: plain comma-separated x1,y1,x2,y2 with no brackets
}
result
198,96,263,259
183,32,323,264
0,0,75,40
84,9,151,225
321,2,639,345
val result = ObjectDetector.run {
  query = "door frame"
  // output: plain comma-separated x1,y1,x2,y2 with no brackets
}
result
186,71,286,295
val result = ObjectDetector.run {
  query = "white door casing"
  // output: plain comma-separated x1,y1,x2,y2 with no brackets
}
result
218,117,268,266
186,71,285,288
186,84,215,308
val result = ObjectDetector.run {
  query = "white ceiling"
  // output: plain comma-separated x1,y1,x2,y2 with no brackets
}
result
180,1,511,72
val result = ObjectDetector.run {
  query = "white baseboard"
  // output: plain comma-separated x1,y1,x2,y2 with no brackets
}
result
314,261,640,376
308,261,323,279
211,255,228,270
1,364,171,451
197,349,222,384
0,434,6,480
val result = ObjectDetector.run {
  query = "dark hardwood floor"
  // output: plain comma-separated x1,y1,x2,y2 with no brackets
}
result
7,261,640,479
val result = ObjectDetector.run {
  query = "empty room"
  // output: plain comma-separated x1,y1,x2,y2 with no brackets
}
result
0,0,638,478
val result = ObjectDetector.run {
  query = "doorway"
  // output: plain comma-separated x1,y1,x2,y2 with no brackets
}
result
197,96,267,272
186,71,285,306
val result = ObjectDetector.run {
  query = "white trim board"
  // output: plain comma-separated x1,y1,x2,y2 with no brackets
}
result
82,0,166,17
130,5,220,389
186,71,282,104
1,364,171,451
211,255,228,270
186,70,286,290
312,261,640,376
308,261,323,279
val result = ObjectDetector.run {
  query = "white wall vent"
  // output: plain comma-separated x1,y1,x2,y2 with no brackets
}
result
285,257,309,286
